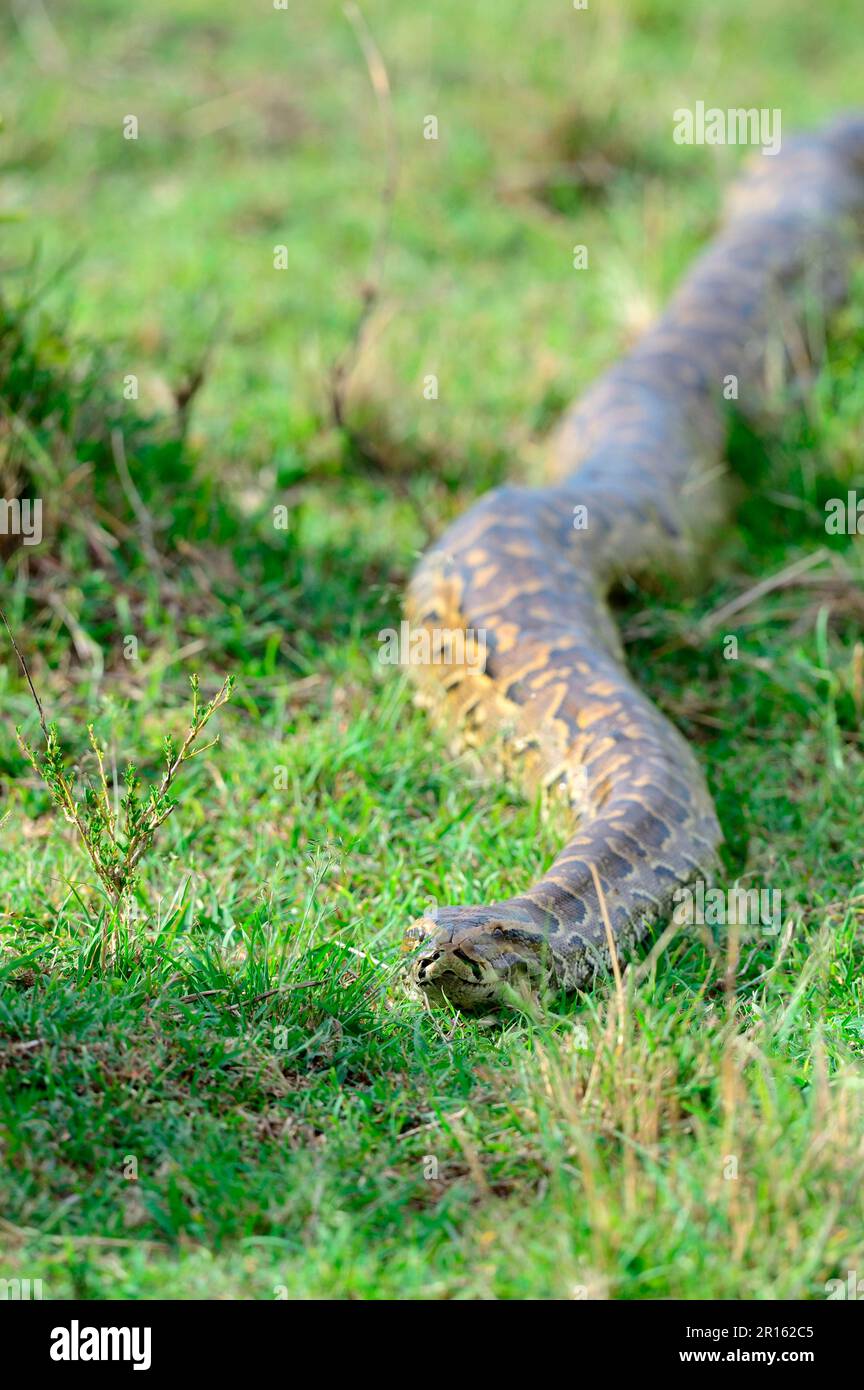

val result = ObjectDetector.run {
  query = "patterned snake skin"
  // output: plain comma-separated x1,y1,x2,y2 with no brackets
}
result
404,116,864,1009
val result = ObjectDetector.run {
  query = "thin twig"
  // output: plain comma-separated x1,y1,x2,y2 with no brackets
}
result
448,1114,491,1198
10,0,67,73
330,2,399,429
0,1216,167,1251
0,603,49,737
111,427,159,568
698,548,829,635
225,982,326,1013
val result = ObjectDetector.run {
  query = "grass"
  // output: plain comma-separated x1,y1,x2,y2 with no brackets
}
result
1,0,864,1299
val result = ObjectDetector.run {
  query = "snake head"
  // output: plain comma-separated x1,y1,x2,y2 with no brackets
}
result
404,906,548,1010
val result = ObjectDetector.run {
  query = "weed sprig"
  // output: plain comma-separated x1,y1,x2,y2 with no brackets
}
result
2,604,232,944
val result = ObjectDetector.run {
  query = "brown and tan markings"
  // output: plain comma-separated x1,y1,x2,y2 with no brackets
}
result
401,117,864,1009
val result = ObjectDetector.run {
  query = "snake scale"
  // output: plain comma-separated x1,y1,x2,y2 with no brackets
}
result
404,115,864,1009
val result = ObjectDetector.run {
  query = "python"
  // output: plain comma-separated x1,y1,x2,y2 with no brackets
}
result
404,116,864,1009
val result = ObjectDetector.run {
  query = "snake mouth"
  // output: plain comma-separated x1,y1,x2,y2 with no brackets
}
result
413,949,505,1009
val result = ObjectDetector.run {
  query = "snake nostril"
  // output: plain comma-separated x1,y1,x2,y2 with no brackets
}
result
416,951,439,982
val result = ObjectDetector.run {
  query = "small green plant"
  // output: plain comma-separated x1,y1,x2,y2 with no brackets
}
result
2,604,233,952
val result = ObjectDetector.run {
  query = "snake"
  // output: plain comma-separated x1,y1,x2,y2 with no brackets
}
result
403,115,864,1009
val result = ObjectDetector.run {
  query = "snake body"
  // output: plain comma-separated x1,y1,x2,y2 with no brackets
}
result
404,117,864,1009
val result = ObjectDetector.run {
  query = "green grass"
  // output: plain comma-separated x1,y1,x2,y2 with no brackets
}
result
1,0,864,1299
